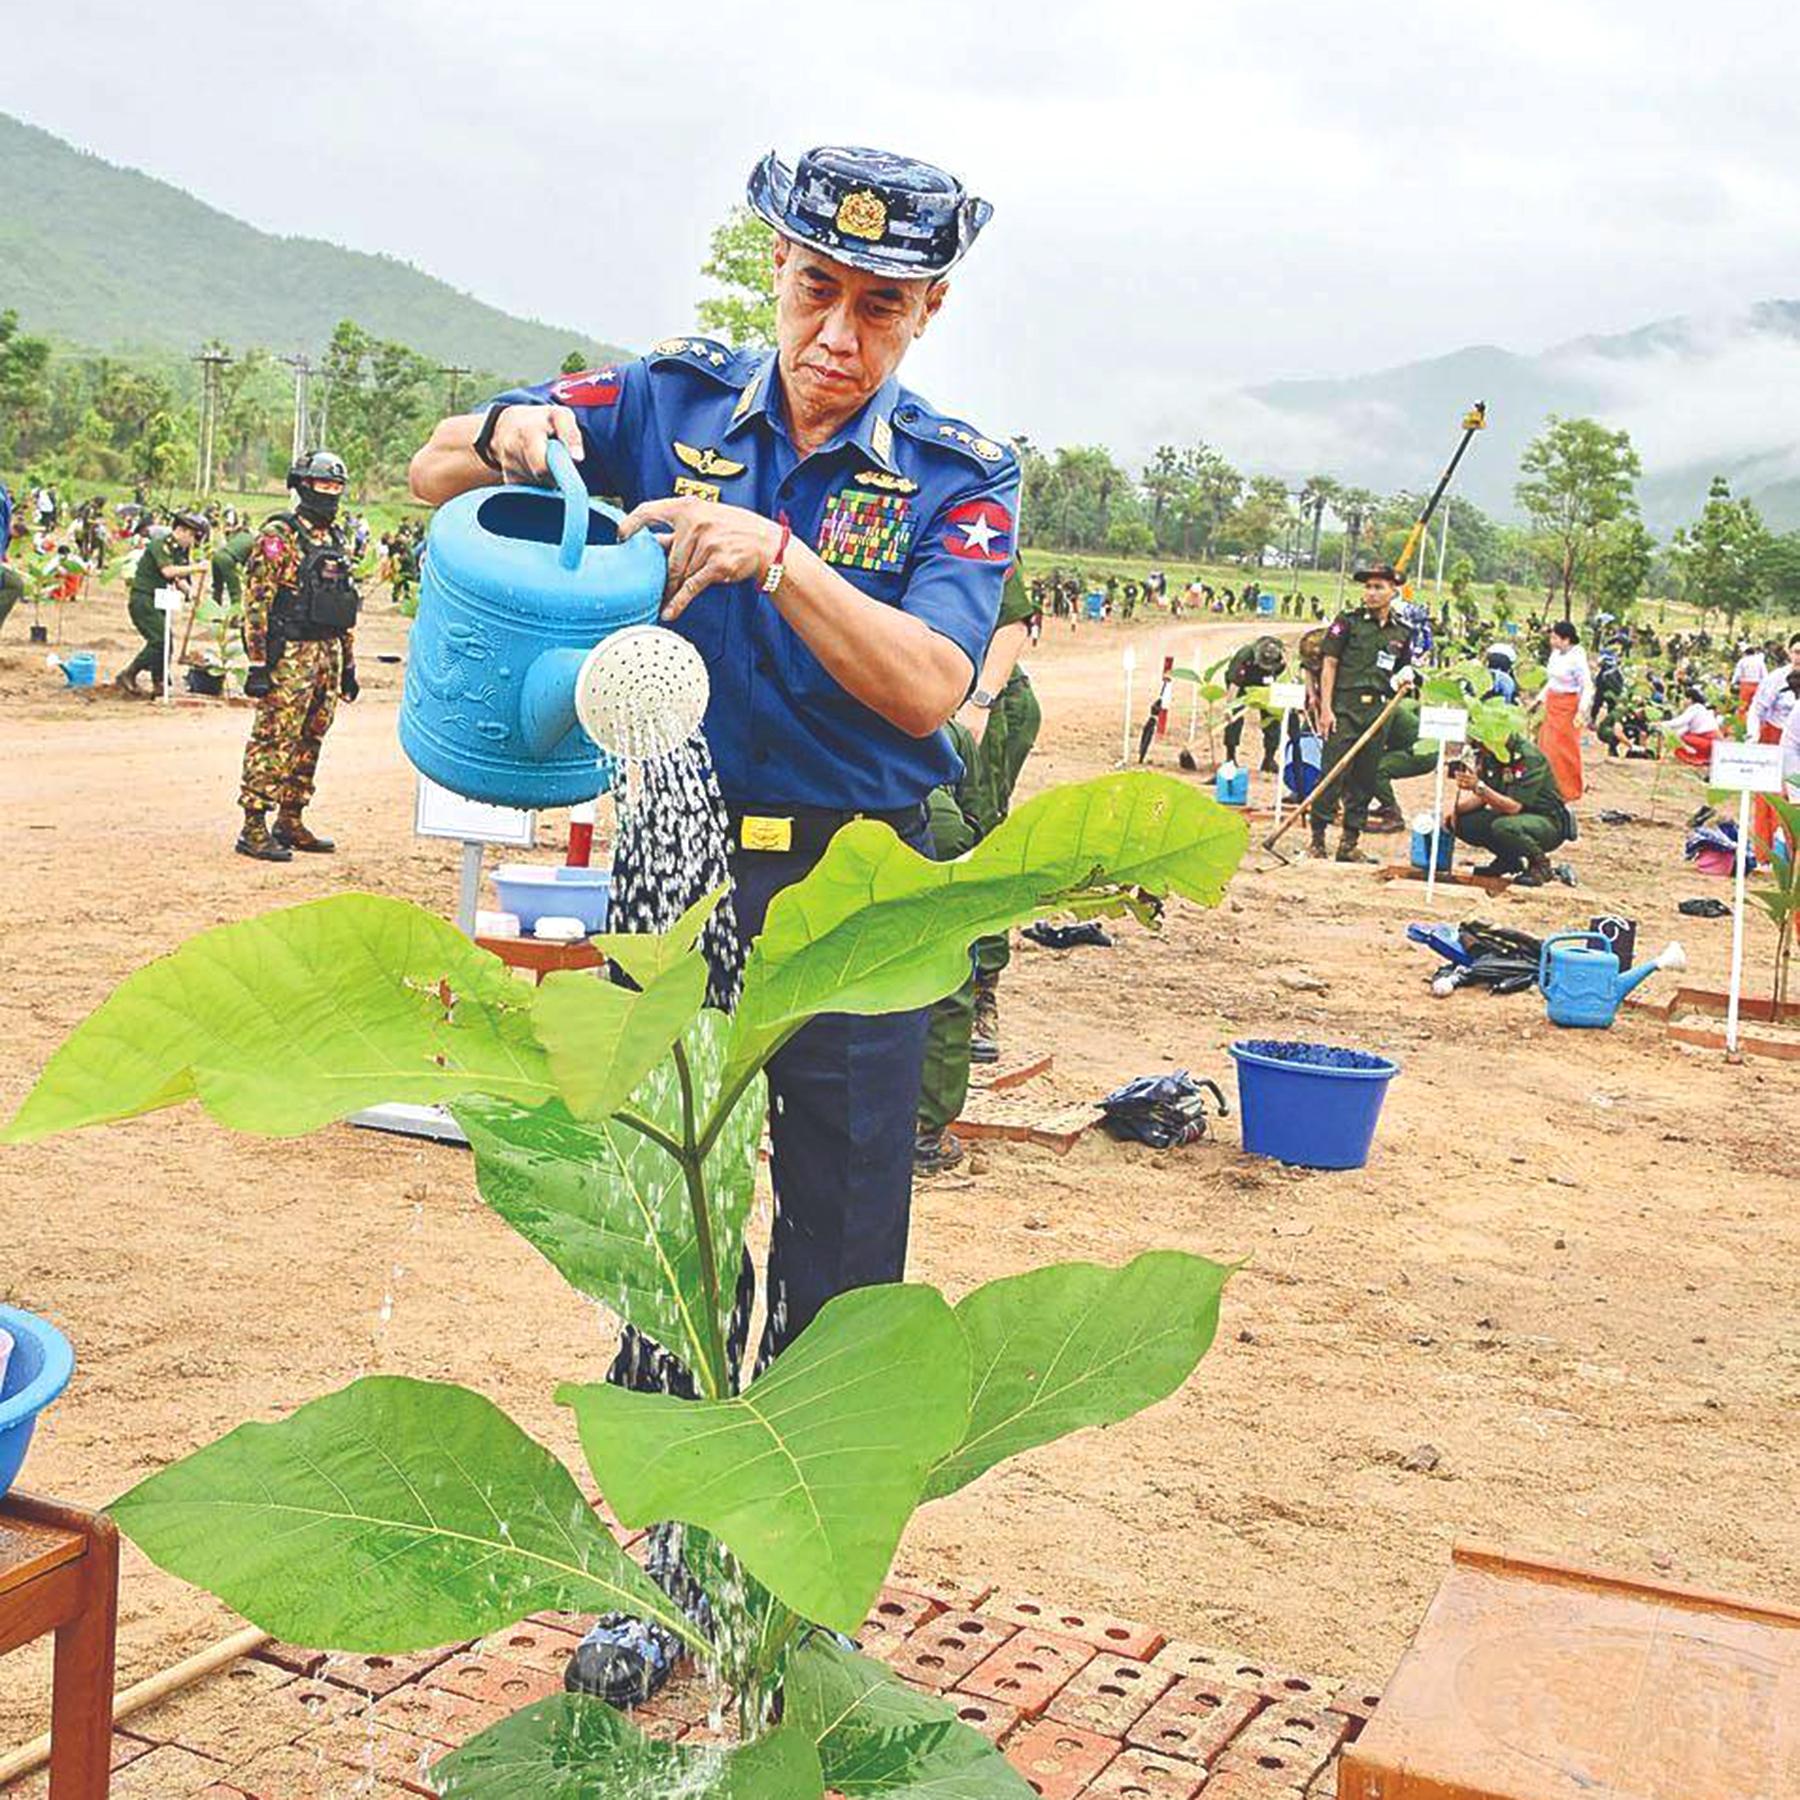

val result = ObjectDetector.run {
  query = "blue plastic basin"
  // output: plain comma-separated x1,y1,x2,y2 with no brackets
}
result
0,1308,74,1499
1227,1039,1400,1170
492,864,612,936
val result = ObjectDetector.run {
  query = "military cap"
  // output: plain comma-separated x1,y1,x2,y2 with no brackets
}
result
1352,561,1401,585
747,145,992,280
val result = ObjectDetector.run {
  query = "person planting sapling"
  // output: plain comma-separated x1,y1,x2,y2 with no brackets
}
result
411,143,1018,1705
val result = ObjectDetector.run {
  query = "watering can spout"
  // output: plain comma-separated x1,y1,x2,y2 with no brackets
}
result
1618,941,1686,999
518,646,592,757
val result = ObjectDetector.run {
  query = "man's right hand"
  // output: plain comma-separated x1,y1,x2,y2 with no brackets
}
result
490,406,586,485
244,666,273,699
1316,706,1335,740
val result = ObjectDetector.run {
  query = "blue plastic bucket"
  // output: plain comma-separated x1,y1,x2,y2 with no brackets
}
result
1410,828,1453,873
0,1308,74,1499
1257,592,1276,615
60,653,96,687
1227,1040,1400,1170
1084,591,1104,620
1215,768,1249,806
1284,732,1322,801
492,864,612,935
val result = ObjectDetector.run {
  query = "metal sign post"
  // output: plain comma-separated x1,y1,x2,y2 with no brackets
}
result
1121,645,1137,767
1709,741,1786,1054
1267,680,1307,827
154,588,183,705
1416,704,1469,904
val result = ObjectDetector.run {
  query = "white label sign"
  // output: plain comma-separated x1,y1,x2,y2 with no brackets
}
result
1709,740,1786,795
1417,704,1469,743
414,776,539,847
153,587,184,614
1268,681,1307,710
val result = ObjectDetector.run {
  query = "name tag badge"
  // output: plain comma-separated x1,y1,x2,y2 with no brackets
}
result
739,815,793,852
1376,650,1397,671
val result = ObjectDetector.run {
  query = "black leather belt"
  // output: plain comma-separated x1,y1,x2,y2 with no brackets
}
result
726,802,927,855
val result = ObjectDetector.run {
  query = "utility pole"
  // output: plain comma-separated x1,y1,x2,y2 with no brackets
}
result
440,364,472,415
192,348,233,496
281,354,313,460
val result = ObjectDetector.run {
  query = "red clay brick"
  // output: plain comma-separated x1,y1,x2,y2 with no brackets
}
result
423,1651,564,1712
1202,1773,1293,1800
1323,1677,1386,1723
526,1608,599,1636
861,1583,941,1648
1126,1677,1264,1765
1003,1718,1122,1800
942,1690,1025,1743
370,1680,509,1747
960,1627,1095,1715
1152,1640,1336,1706
886,1609,1017,1691
319,1646,462,1698
124,1657,301,1763
110,1746,226,1797
1216,1742,1317,1792
254,1642,330,1678
298,1718,447,1794
987,1594,1165,1660
1086,1745,1209,1799
1046,1653,1175,1736
892,1571,997,1611
472,1618,587,1678
1234,1704,1350,1784
222,1740,418,1798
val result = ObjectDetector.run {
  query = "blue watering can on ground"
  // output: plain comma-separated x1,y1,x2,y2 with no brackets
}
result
1537,930,1686,1028
399,441,667,808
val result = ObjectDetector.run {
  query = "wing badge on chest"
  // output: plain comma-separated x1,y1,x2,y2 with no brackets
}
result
673,441,747,480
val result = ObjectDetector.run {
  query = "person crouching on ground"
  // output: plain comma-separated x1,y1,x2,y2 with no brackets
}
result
1444,732,1573,887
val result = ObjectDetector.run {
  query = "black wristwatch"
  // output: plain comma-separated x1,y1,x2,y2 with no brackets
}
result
472,403,512,473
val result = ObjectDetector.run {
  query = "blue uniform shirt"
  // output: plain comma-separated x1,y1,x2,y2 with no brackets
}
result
492,337,1019,811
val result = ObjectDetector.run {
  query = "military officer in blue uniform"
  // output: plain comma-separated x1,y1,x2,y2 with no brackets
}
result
412,143,1016,1704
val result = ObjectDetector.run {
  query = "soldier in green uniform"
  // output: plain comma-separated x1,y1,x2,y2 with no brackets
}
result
1370,695,1435,831
1221,635,1286,771
1311,562,1416,862
211,525,256,612
235,451,361,862
915,555,1040,1173
1443,731,1573,887
114,513,209,697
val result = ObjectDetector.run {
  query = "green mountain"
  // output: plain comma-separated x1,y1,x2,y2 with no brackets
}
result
0,112,621,379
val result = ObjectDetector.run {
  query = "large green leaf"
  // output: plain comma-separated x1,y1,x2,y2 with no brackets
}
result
454,1013,765,1384
2,894,550,1143
560,1285,969,1634
722,774,1245,1099
925,1252,1231,1502
785,1636,1033,1799
531,952,709,1122
588,886,727,989
109,1377,695,1654
433,1697,822,1800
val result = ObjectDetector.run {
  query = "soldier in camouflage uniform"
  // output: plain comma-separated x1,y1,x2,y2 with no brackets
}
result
236,450,361,862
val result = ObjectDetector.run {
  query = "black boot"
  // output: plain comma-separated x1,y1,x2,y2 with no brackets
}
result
913,1126,965,1177
274,810,336,853
1335,830,1377,865
235,810,293,862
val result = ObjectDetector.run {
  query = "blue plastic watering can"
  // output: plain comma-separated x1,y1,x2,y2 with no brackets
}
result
1537,930,1686,1028
399,440,667,808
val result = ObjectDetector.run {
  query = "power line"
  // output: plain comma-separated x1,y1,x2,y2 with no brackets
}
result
193,348,233,496
440,364,472,414
280,354,313,460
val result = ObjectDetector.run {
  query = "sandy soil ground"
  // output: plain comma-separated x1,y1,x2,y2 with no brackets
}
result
1,579,1795,1750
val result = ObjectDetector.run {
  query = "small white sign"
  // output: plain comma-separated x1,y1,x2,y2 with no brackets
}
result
1268,681,1307,710
1709,740,1786,795
1417,704,1470,743
414,776,538,847
153,587,184,614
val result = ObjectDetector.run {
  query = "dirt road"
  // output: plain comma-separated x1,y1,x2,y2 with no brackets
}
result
1,584,1794,1746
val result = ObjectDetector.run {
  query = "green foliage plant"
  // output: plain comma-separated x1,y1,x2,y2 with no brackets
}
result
4,772,1247,1800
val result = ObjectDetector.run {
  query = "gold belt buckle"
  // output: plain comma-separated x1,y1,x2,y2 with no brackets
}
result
739,815,793,852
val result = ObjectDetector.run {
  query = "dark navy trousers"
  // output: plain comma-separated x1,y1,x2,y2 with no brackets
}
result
608,809,932,1393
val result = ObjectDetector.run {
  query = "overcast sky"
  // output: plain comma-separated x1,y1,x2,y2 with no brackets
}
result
11,0,1800,466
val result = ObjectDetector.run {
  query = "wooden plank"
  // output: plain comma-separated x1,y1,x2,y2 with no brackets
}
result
0,1517,83,1601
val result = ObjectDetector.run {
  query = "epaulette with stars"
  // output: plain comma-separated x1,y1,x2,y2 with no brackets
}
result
645,335,757,384
892,404,1016,472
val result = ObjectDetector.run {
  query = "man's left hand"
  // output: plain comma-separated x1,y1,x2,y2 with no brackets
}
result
617,498,784,622
957,701,992,745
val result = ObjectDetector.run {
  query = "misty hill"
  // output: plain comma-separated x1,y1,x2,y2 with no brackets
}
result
1225,301,1800,534
0,113,620,379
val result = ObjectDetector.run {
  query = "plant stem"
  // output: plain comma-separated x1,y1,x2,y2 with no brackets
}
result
671,1039,732,1399
610,1105,685,1164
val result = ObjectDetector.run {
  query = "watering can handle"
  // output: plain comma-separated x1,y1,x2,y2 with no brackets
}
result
1536,929,1602,989
544,438,630,572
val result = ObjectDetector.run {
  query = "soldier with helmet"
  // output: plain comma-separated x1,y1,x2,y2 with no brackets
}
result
235,450,361,862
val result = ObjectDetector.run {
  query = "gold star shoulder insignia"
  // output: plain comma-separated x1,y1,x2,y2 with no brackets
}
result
652,336,693,355
674,442,748,480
